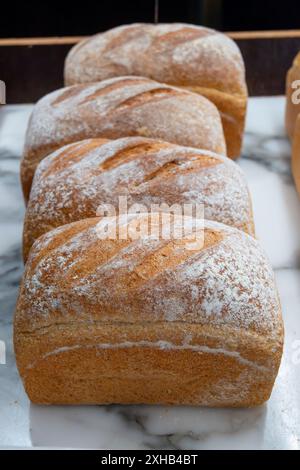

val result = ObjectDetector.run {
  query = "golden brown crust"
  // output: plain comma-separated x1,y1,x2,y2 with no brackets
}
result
15,216,283,406
292,113,300,195
64,23,248,158
23,137,255,261
15,323,281,406
286,53,300,195
286,52,300,140
185,86,247,159
21,76,226,202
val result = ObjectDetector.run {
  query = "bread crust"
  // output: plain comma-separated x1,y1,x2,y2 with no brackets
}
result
21,76,226,202
23,137,255,261
292,113,300,195
64,23,248,158
14,216,283,406
286,52,300,140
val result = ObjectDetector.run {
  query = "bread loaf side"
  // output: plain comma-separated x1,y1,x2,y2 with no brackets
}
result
286,52,300,140
292,113,300,195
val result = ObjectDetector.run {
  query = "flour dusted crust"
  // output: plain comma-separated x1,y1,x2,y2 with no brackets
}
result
23,137,254,261
21,76,226,201
64,23,248,158
14,215,283,406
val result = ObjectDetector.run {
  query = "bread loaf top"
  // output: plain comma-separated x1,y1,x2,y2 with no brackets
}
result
17,214,282,344
21,76,226,200
65,23,246,98
23,137,254,260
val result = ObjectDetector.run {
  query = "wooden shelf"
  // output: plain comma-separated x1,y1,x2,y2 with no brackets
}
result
1,30,299,102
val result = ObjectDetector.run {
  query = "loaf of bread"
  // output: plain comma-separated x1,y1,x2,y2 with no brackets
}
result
285,52,300,139
14,214,283,406
292,113,300,195
21,76,226,202
64,23,248,158
23,136,254,261
285,52,300,195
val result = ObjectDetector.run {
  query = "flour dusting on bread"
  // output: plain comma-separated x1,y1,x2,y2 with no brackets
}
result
65,23,246,95
19,216,280,339
21,76,227,200
23,137,253,259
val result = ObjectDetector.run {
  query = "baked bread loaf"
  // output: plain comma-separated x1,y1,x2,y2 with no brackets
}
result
286,53,300,195
14,214,283,406
292,113,300,195
23,136,254,261
285,52,300,139
64,23,248,158
21,76,226,202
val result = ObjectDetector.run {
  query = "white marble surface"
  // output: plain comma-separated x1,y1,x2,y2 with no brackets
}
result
0,97,299,450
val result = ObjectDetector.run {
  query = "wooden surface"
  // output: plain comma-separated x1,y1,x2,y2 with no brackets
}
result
1,31,300,103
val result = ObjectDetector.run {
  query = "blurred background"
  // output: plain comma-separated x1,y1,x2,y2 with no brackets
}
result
1,0,300,37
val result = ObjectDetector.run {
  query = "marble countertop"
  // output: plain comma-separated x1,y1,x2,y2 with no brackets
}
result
0,97,299,450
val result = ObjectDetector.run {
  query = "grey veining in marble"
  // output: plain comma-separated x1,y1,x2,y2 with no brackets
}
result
0,97,299,450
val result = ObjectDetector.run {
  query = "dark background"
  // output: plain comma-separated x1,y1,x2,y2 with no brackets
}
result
0,0,300,37
1,0,300,102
